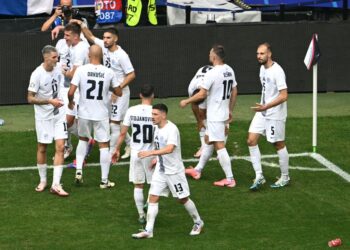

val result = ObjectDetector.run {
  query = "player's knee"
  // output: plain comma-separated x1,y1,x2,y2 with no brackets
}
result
56,143,65,153
178,197,189,204
274,141,285,150
247,137,257,147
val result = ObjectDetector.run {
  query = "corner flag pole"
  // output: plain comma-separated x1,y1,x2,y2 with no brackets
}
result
304,33,320,153
312,64,317,153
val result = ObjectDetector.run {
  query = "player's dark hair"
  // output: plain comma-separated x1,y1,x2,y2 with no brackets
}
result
104,28,119,37
41,45,57,56
141,84,154,98
212,44,225,61
64,22,81,35
153,103,168,114
259,42,272,52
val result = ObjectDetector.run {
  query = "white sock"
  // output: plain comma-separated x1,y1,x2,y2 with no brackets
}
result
52,165,64,186
37,164,47,183
217,148,233,179
76,140,88,172
199,127,205,148
184,198,201,223
110,123,120,153
125,132,131,146
278,146,289,180
100,147,111,183
195,144,214,172
145,202,159,233
249,145,263,179
134,188,145,217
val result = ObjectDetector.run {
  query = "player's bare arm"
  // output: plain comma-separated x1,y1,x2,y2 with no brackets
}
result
112,86,123,97
228,86,238,123
51,25,65,40
179,88,207,108
27,91,63,107
111,125,128,162
64,65,78,79
67,84,77,110
119,71,136,89
138,144,175,159
251,88,288,112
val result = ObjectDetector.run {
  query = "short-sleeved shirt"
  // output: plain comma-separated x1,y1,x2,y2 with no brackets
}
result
28,64,64,120
200,64,237,122
154,121,185,175
69,41,89,67
188,65,213,97
55,38,70,88
123,104,154,152
94,38,134,95
71,63,119,121
259,62,287,120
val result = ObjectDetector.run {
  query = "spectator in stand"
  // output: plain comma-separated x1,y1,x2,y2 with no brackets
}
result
41,0,88,40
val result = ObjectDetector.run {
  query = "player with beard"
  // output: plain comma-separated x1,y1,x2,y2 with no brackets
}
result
247,42,290,191
71,19,135,160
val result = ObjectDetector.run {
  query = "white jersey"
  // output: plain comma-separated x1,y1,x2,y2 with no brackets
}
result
94,38,134,95
188,65,213,97
69,41,90,67
201,64,237,121
123,104,154,152
259,62,287,120
71,64,119,121
55,39,70,88
28,64,65,120
154,121,184,175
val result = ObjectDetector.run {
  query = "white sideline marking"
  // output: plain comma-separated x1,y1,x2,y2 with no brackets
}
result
0,152,349,182
310,153,350,182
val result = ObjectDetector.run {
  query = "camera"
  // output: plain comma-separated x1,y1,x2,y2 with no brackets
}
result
61,5,72,17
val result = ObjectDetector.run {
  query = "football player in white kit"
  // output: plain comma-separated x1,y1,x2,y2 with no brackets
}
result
180,45,238,188
248,43,290,190
68,45,122,188
131,104,204,239
27,45,69,197
187,65,213,158
112,84,155,224
73,19,135,160
61,23,90,159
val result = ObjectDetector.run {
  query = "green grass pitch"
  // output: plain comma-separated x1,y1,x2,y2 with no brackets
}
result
0,93,349,249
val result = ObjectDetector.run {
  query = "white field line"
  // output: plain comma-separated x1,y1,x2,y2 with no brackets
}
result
310,153,350,182
0,152,341,174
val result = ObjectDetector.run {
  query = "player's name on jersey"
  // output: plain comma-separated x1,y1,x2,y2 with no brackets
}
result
87,72,105,78
130,115,152,122
224,71,232,77
195,75,204,79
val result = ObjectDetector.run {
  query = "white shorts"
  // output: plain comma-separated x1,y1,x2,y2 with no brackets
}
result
110,91,130,122
129,151,154,184
149,170,190,199
35,113,68,144
206,121,226,142
78,118,110,142
249,112,286,143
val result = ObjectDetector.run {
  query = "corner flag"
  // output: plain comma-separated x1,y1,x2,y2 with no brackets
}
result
304,34,321,153
304,34,321,70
